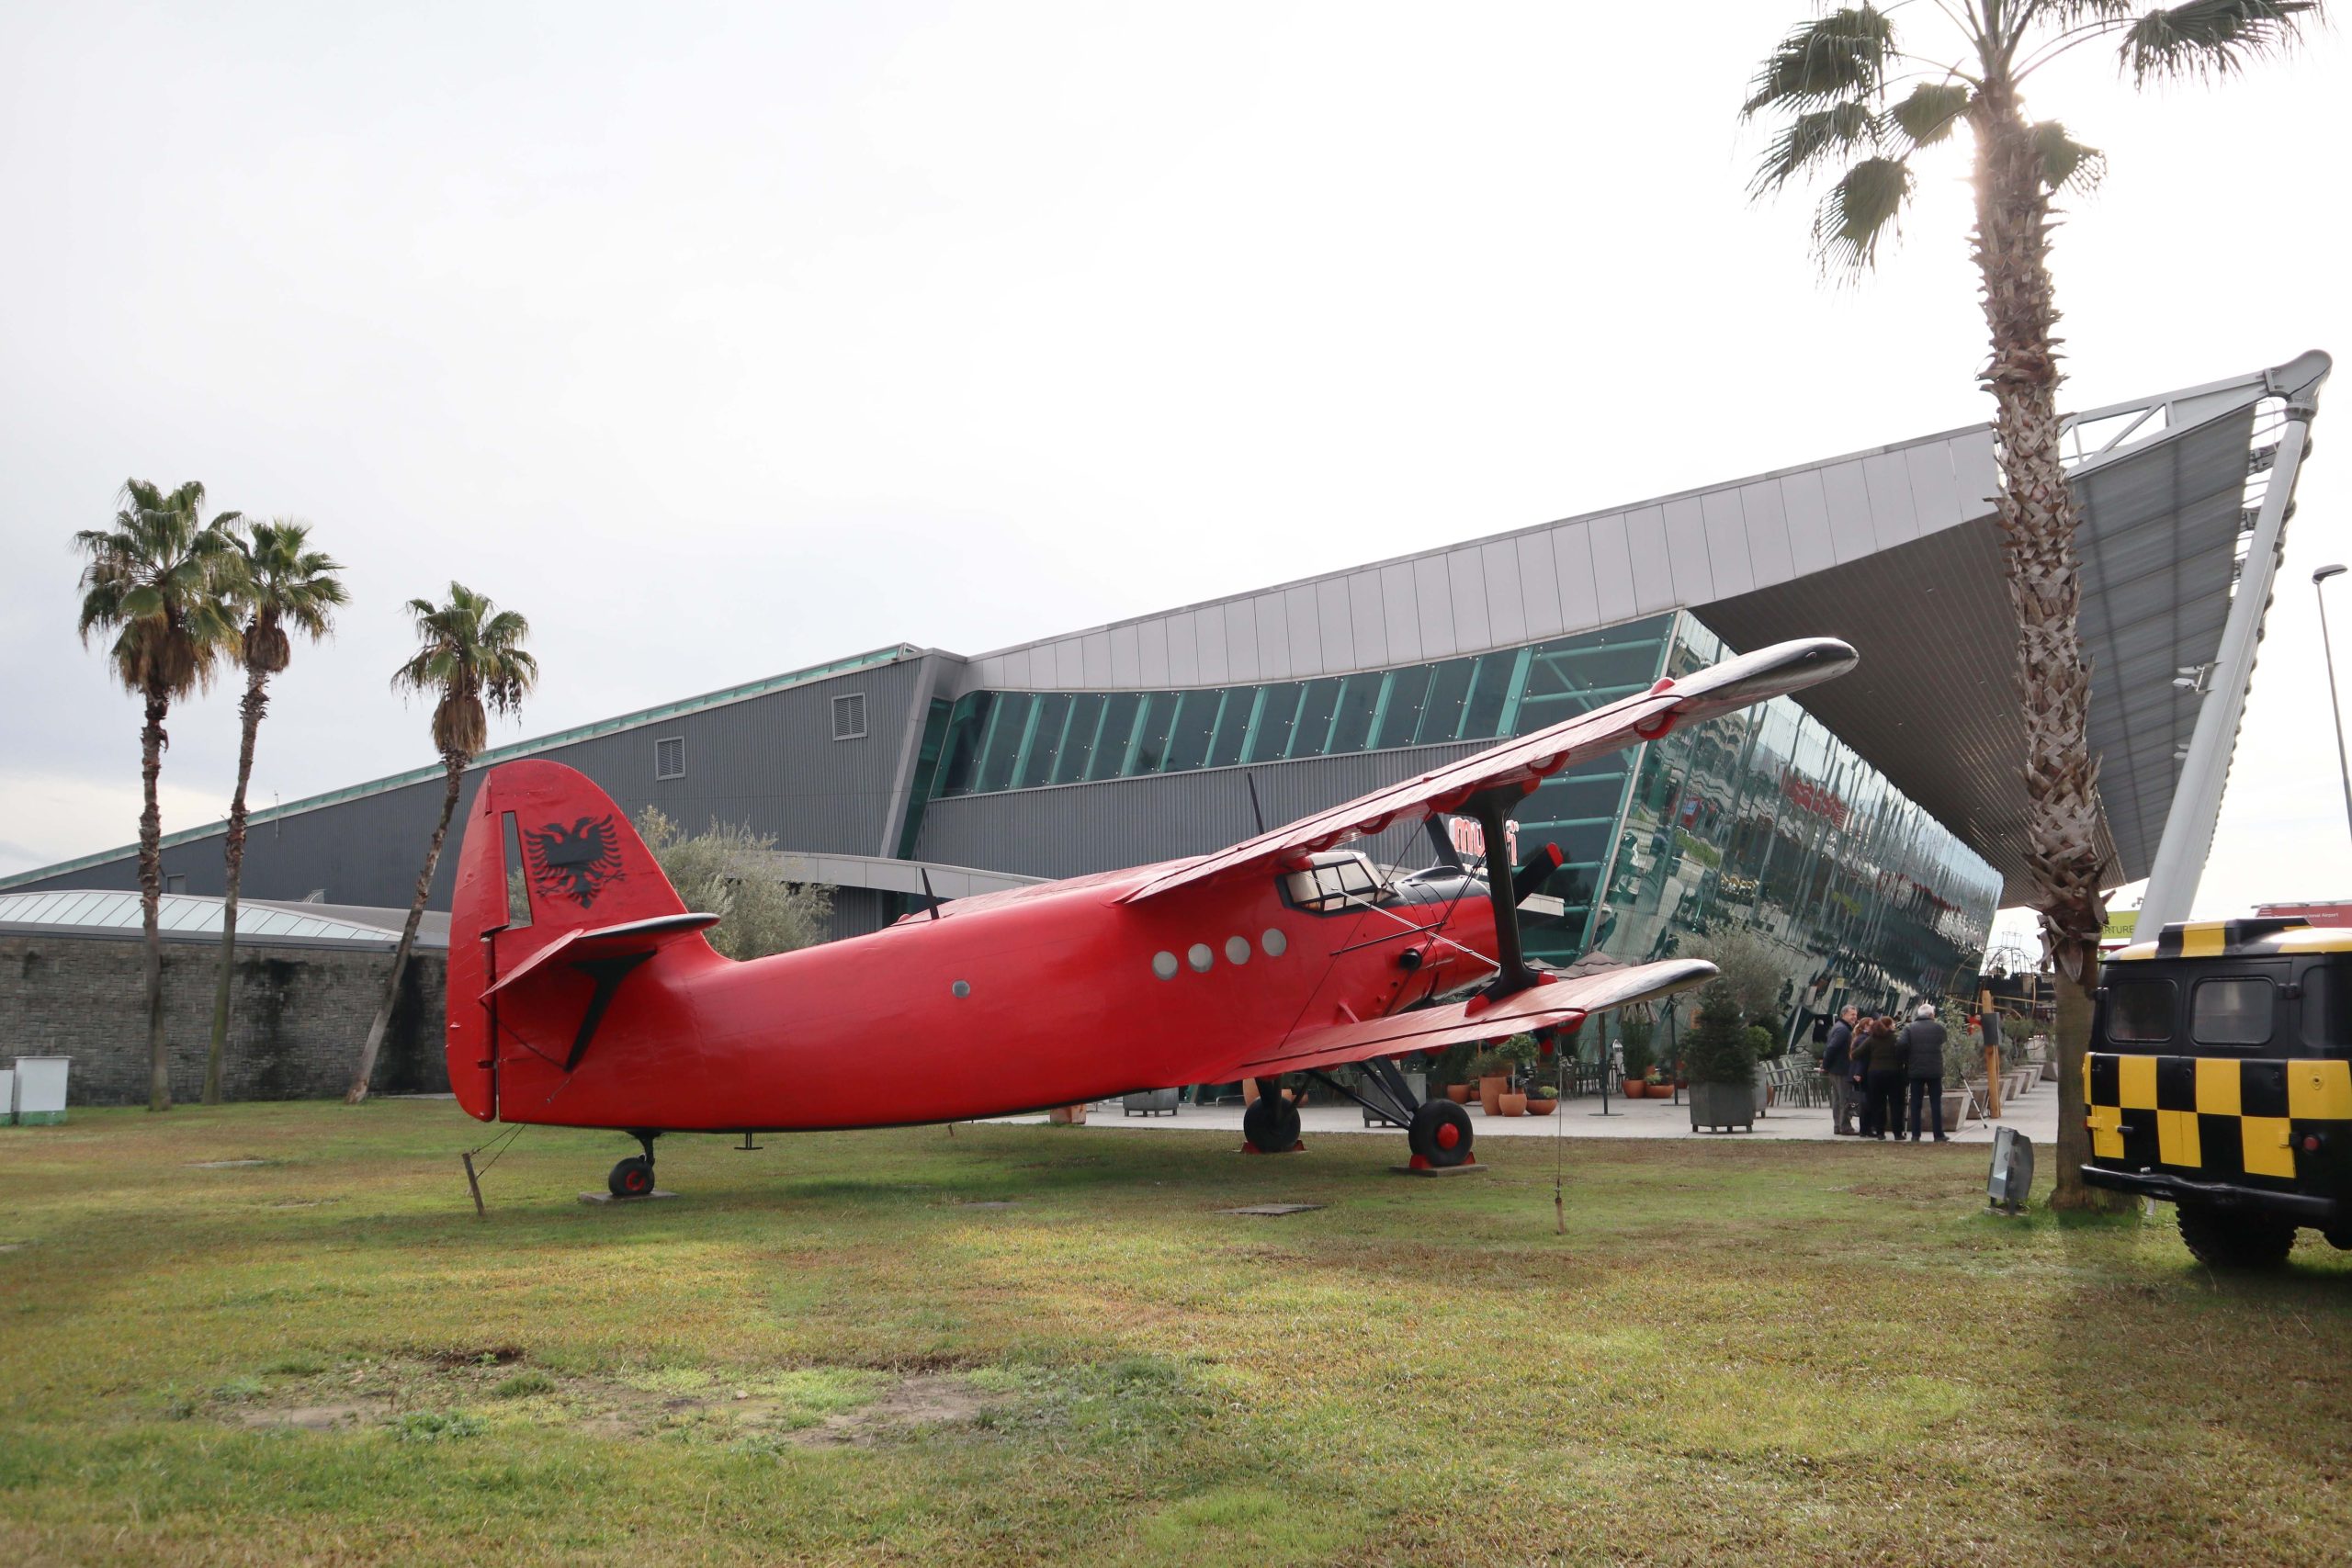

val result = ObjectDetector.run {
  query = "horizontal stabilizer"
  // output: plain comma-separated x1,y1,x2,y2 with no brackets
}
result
1198,957,1719,1082
482,911,720,1001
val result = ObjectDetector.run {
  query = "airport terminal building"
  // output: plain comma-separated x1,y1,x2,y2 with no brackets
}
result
5,353,2329,1037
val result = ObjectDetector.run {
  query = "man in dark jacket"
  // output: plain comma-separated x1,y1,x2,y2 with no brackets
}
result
1821,1006,1860,1134
1900,1003,1951,1143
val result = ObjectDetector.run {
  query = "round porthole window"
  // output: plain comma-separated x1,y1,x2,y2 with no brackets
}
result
951,980,971,998
1262,928,1287,958
1225,934,1251,964
1151,951,1179,980
1187,942,1214,973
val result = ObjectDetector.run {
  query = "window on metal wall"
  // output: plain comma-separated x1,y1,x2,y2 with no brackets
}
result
1285,677,1343,759
976,694,1033,794
935,694,992,795
1163,689,1220,772
1205,687,1254,768
1327,672,1381,753
1131,692,1181,773
1459,655,1513,740
1246,682,1305,763
1374,666,1432,749
1016,694,1072,789
1054,694,1104,784
1416,658,1477,744
1091,694,1143,779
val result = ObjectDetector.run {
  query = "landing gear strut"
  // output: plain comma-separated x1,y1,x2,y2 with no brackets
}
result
607,1130,661,1198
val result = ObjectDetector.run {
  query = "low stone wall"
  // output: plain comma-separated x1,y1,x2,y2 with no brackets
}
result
1,936,447,1106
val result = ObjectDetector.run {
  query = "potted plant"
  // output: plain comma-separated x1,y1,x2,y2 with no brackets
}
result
1685,989,1759,1132
1471,1048,1510,1115
1618,1011,1656,1099
1747,1025,1777,1113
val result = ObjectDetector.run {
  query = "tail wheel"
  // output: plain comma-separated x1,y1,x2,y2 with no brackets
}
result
1408,1100,1474,1168
2177,1203,2296,1270
1242,1094,1302,1154
608,1156,655,1198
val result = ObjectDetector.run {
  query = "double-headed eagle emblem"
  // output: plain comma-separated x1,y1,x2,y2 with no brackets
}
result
525,815,626,908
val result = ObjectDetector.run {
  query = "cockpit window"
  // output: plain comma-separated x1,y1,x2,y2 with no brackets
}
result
1282,852,1396,913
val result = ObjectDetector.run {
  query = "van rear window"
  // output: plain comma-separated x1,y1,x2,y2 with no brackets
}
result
2106,979,2176,1043
2191,977,2274,1046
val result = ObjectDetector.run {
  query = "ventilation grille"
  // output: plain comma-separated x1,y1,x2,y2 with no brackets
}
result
832,693,867,741
655,736,684,780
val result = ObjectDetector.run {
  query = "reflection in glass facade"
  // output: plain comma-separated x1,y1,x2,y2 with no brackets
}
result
929,610,2001,1021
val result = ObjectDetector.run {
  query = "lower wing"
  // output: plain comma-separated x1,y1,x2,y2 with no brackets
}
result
1193,957,1719,1083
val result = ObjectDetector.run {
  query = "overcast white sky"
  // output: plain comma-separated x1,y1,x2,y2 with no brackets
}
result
3,3,2346,953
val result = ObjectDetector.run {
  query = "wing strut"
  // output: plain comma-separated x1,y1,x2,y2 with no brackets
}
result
1467,786,1536,998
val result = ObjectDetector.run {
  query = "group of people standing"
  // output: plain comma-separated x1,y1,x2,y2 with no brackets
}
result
1819,1003,1951,1142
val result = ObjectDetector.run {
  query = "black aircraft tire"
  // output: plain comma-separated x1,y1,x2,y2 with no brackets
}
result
1408,1100,1474,1168
2177,1203,2296,1270
1242,1094,1301,1154
609,1156,656,1198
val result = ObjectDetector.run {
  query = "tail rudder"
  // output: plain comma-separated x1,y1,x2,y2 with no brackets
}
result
447,760,705,1119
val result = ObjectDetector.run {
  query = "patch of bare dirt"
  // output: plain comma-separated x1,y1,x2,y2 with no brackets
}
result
233,1398,389,1432
788,1374,989,1448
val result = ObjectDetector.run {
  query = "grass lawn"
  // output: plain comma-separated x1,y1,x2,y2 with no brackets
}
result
2,1102,2348,1566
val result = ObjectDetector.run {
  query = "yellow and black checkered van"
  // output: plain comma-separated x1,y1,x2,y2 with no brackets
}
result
2082,917,2352,1268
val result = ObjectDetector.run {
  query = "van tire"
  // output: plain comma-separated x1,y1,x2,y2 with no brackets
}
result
2176,1203,2296,1270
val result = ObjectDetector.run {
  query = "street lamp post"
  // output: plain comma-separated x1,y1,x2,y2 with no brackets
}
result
2314,565,2352,846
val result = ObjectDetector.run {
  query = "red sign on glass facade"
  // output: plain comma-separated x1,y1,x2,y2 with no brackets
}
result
1780,770,1849,829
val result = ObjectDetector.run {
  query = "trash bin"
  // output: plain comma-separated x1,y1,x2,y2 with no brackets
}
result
12,1057,69,1125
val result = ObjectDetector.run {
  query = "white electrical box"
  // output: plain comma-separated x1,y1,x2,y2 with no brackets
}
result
12,1057,69,1125
0,1067,14,1125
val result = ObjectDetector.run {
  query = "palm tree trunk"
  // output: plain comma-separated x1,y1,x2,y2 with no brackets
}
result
348,755,465,1105
204,662,270,1104
139,689,172,1113
1969,78,2116,1213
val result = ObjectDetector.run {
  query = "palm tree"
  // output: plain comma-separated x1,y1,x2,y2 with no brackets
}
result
1743,1,2322,1208
74,480,244,1112
348,583,537,1104
203,521,348,1105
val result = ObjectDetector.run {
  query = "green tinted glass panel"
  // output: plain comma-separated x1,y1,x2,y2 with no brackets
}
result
1054,694,1104,784
1246,683,1305,763
1460,656,1510,740
975,694,1032,794
1163,690,1219,773
1374,666,1431,749
1206,687,1252,767
1286,678,1343,759
934,694,991,796
1328,673,1380,753
1014,694,1071,789
1416,659,1476,744
1091,694,1142,780
1131,692,1181,774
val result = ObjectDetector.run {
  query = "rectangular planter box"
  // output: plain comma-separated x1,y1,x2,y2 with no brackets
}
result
1122,1089,1180,1116
12,1057,68,1126
1690,1079,1754,1133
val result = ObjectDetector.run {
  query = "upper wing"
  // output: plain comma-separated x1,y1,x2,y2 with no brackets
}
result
1189,957,1719,1083
1118,636,1857,905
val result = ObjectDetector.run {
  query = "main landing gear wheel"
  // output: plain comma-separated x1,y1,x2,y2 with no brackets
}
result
608,1156,655,1198
2177,1203,2296,1270
1408,1100,1475,1168
1242,1092,1302,1155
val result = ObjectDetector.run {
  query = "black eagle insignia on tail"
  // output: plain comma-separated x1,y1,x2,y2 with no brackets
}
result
526,815,626,908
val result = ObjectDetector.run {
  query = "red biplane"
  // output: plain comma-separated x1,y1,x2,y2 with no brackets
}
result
446,637,1857,1194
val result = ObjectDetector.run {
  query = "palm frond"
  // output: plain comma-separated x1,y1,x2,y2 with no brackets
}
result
1743,6,1897,117
1749,99,1882,195
1811,154,1915,275
2030,119,2107,193
1885,79,1973,150
2120,1,2322,82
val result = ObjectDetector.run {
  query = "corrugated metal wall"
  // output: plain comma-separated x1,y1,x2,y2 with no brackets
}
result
12,659,936,911
912,740,1488,881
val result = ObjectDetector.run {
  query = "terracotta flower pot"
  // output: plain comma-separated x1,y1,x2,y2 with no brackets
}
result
1526,1098,1557,1116
1620,1080,1645,1099
1479,1075,1510,1115
1445,1084,1474,1104
1498,1093,1527,1117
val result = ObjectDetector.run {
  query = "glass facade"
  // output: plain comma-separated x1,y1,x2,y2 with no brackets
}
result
926,610,2001,1020
1597,616,2001,1033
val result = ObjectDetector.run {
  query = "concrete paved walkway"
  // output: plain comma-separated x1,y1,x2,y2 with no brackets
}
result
998,1080,2061,1147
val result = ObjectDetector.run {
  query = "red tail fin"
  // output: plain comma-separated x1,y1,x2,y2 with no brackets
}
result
446,760,709,1120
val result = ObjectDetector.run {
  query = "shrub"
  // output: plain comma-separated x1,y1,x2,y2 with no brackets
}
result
1680,995,1757,1087
634,807,833,961
1617,1010,1657,1081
